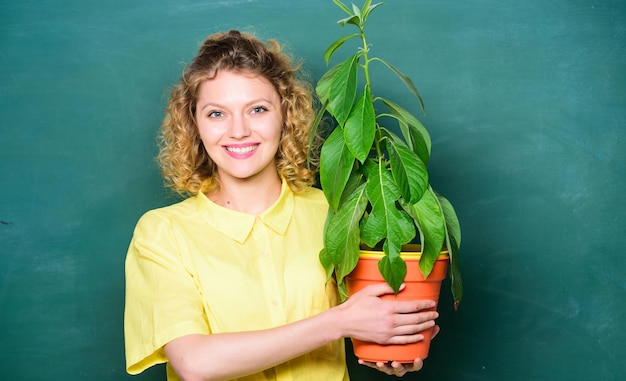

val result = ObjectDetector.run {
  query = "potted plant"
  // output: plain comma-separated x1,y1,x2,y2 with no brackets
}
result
309,0,464,362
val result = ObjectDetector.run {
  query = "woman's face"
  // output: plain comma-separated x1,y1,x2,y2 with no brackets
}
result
195,70,283,185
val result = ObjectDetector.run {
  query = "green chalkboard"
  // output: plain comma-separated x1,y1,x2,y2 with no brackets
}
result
1,0,624,380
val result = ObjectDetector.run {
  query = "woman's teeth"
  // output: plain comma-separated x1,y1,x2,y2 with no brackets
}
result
226,145,257,154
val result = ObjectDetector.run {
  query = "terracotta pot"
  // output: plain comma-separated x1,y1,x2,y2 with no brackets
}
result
346,245,449,363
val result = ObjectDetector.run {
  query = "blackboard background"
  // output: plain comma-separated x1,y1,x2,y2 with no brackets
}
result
1,0,624,380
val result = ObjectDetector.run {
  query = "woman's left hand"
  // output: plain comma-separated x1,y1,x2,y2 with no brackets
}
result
358,358,424,377
357,325,440,377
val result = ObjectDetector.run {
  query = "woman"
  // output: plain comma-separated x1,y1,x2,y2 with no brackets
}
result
124,30,439,381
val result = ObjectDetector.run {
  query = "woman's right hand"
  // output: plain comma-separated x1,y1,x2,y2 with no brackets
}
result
334,283,439,345
357,325,441,376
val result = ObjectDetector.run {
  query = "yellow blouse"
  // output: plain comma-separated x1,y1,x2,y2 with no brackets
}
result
124,182,348,381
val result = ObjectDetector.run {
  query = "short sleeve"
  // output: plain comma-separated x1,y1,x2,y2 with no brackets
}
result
124,210,210,375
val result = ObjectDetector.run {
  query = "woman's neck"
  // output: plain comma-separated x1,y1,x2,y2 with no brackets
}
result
208,173,282,215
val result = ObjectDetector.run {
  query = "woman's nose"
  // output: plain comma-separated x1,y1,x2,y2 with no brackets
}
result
229,114,251,139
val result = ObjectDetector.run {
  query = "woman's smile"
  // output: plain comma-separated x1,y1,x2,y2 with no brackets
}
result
224,143,259,157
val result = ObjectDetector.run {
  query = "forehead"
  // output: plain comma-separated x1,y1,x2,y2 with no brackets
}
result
198,70,277,97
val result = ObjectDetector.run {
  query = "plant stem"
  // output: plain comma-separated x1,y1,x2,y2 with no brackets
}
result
360,26,371,91
359,23,385,163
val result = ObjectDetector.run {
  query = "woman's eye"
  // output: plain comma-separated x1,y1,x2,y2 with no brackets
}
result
208,111,223,118
251,106,268,114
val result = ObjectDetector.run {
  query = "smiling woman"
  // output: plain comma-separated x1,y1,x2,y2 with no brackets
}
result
156,31,318,198
194,71,283,209
124,29,440,381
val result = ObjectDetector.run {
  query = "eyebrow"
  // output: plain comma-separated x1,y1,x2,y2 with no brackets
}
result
198,98,274,113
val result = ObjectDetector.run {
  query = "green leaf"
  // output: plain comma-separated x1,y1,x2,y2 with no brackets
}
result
396,118,430,165
339,169,366,206
375,58,425,112
307,98,329,168
377,251,407,294
338,15,360,27
362,2,384,22
322,184,368,285
319,248,333,281
401,187,446,278
332,0,352,15
381,98,431,159
316,63,341,104
360,0,373,16
323,34,360,65
351,3,361,20
380,126,428,170
387,139,428,203
438,194,463,309
344,86,376,163
320,127,356,211
439,194,461,248
381,232,403,268
328,54,359,125
360,160,415,249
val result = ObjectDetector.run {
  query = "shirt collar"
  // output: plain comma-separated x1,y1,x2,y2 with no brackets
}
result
195,180,294,244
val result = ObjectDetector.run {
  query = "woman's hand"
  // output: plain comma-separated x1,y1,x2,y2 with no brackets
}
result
358,358,424,377
357,325,440,376
336,283,439,345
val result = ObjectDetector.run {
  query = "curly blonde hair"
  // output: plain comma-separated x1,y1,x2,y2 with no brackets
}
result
158,30,320,196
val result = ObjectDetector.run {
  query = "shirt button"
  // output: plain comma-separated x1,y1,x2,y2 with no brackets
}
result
271,299,278,307
262,251,269,257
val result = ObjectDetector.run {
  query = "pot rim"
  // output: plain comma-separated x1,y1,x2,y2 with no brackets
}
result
359,243,450,260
